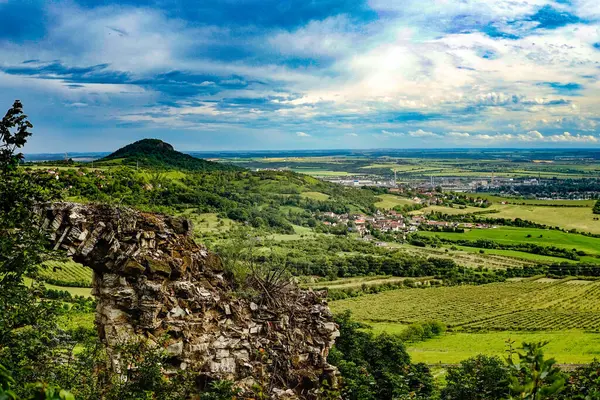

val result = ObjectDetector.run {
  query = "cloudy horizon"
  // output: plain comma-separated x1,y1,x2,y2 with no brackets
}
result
2,0,600,152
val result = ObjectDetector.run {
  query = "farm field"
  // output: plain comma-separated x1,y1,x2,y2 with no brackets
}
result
417,202,600,233
411,205,485,215
406,330,600,364
330,278,600,331
24,277,93,298
390,243,535,269
488,204,600,233
473,193,596,207
290,168,353,176
367,323,600,363
453,245,588,264
37,260,93,287
304,275,414,290
420,226,600,257
300,191,330,201
178,211,236,234
375,194,417,209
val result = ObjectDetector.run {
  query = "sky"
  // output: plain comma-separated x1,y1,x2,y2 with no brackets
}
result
2,0,600,152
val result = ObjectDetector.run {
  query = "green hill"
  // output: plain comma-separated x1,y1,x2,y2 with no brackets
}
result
97,139,240,171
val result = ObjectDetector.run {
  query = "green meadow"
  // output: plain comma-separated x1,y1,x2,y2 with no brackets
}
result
420,226,600,256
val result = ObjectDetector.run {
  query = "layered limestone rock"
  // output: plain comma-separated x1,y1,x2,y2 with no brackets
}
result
40,202,339,398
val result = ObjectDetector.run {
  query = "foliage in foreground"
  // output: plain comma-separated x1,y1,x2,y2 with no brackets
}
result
329,311,435,400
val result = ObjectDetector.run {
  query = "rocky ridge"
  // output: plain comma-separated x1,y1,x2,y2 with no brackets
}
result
40,202,339,398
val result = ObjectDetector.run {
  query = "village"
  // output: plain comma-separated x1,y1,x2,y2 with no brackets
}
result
319,207,496,241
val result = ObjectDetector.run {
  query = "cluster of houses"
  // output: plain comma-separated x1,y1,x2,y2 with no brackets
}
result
320,209,495,237
321,210,417,236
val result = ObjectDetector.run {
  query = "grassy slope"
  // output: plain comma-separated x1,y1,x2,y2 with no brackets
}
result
334,279,600,364
420,226,600,256
300,191,331,201
37,260,93,286
375,194,417,209
488,204,600,233
368,323,600,363
330,279,600,330
24,277,93,298
474,194,596,207
406,330,600,364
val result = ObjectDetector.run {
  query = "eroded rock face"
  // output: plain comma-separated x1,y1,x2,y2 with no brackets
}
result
40,202,339,398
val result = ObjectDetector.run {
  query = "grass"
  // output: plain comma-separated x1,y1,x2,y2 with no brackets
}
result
488,204,600,234
304,275,411,290
300,191,330,201
330,279,600,331
58,312,95,331
388,243,533,269
420,226,600,257
268,225,319,241
178,211,236,234
406,330,600,364
375,194,416,209
24,277,93,298
412,205,485,216
290,169,353,176
453,245,586,264
473,193,596,207
417,203,600,234
37,260,93,287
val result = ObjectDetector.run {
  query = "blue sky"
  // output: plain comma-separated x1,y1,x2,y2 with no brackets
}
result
1,0,600,152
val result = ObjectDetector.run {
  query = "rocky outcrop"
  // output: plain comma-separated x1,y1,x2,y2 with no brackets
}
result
39,202,339,398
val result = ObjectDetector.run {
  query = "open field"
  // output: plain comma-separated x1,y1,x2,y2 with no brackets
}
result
406,330,600,364
412,205,490,215
420,226,600,257
367,323,600,363
304,275,412,290
267,225,319,241
290,168,353,176
24,277,93,298
37,260,93,287
331,278,600,331
488,204,600,233
453,245,590,264
417,202,600,233
375,194,417,209
389,243,534,269
473,194,596,207
178,211,236,234
300,191,330,201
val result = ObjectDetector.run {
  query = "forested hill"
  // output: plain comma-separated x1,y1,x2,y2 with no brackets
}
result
97,139,240,172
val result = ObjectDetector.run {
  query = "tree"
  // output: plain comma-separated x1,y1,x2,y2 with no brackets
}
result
0,101,70,398
441,355,510,400
329,311,434,400
506,341,566,400
556,360,600,400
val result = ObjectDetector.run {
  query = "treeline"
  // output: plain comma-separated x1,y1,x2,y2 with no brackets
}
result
324,278,441,300
427,211,600,238
31,167,377,234
594,199,600,214
412,235,581,260
484,178,600,197
329,312,435,399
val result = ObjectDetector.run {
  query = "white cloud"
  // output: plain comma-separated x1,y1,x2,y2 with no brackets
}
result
296,131,310,137
269,16,362,58
346,132,358,137
409,129,438,137
381,130,405,137
515,130,544,141
463,130,598,144
448,132,470,137
546,132,598,143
